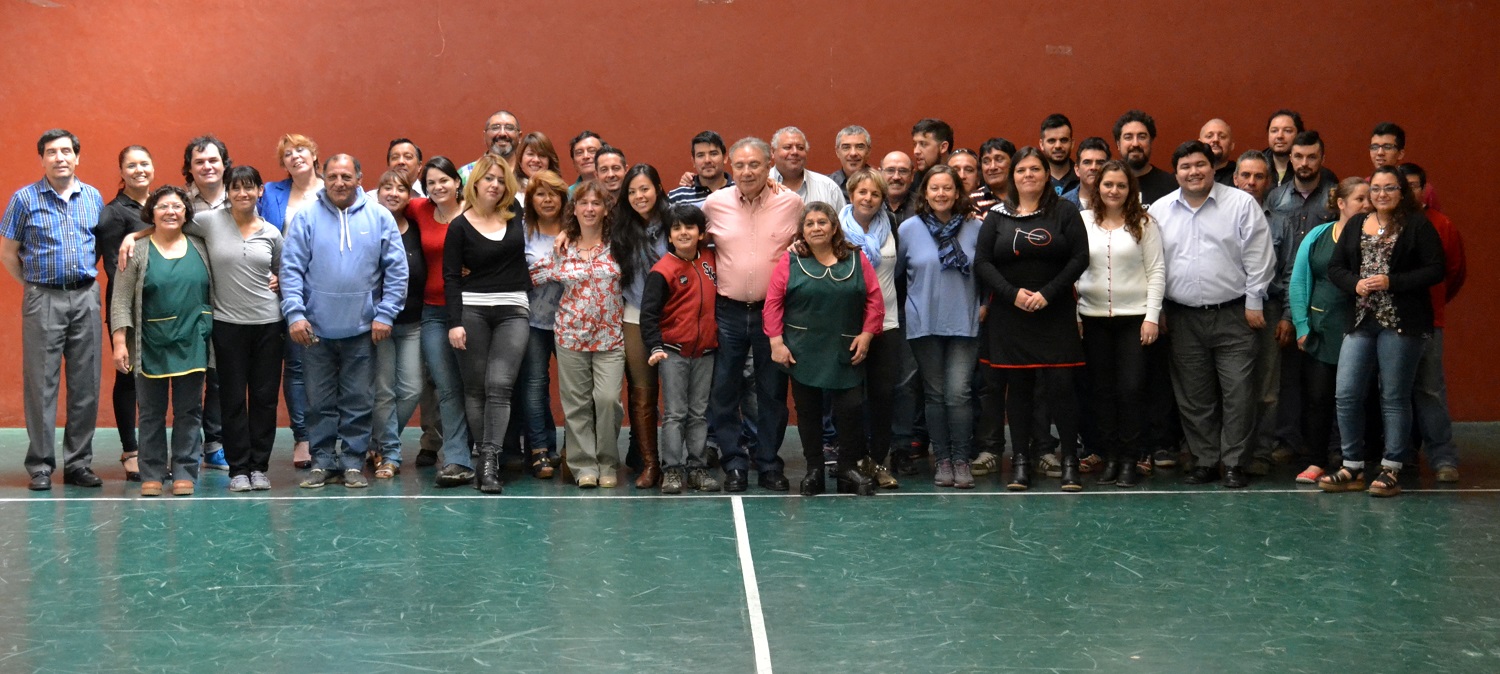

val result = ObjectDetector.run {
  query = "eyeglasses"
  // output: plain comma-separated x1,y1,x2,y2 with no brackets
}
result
1368,185,1404,194
153,203,186,212
1368,143,1398,152
486,124,520,133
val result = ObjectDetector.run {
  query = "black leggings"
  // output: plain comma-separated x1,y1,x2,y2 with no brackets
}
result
992,366,1080,462
791,381,866,469
1081,315,1147,461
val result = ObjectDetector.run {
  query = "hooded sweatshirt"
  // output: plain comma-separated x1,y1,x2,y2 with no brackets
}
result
280,188,408,339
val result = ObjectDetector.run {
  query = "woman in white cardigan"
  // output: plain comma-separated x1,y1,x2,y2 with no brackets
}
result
1076,160,1165,488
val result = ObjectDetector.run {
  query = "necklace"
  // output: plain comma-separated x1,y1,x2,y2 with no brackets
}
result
794,253,854,281
1374,213,1390,237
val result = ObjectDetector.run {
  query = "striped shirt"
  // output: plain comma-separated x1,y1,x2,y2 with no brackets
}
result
667,175,734,208
1,178,103,285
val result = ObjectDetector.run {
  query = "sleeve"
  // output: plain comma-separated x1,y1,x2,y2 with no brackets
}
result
1441,221,1466,301
110,251,142,332
1386,219,1445,293
1039,206,1090,303
1325,216,1362,295
1239,200,1275,311
374,212,408,326
1288,224,1324,339
640,270,669,356
0,191,26,242
279,211,311,325
859,252,884,334
269,228,283,280
762,253,792,338
1141,219,1166,324
973,212,1019,304
442,220,466,328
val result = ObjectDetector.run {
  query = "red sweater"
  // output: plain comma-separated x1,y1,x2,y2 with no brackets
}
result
1425,207,1466,328
640,248,719,358
407,198,450,306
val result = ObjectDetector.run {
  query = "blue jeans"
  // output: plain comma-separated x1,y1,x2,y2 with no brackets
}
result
303,333,376,472
373,321,423,464
519,326,559,453
1412,328,1457,469
420,306,473,468
283,332,308,442
1334,323,1425,468
710,297,788,474
908,336,979,463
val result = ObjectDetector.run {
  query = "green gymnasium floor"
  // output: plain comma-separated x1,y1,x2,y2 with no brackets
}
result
1,425,1498,673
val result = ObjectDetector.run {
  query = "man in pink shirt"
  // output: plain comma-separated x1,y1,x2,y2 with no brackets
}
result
703,137,803,492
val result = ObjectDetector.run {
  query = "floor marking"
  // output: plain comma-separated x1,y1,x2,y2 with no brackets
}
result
0,487,1497,504
732,495,773,674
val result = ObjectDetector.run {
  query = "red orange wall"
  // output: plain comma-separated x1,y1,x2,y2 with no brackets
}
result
0,0,1495,424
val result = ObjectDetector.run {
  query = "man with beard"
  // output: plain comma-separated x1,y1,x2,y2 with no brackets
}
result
910,118,952,188
181,136,230,470
1150,141,1274,489
1061,137,1110,210
879,151,917,224
1264,109,1302,186
1113,110,1177,205
829,126,872,189
461,111,520,180
1199,119,1236,186
1040,114,1078,196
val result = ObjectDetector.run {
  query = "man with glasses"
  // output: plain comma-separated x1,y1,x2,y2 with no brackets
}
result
1370,122,1440,210
462,111,521,181
1,129,106,490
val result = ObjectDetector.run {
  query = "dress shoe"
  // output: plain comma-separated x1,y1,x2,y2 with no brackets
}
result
758,470,789,492
28,472,51,491
1184,466,1219,484
1223,466,1248,489
1060,456,1083,492
834,467,875,495
1116,460,1141,488
1097,461,1121,485
799,468,825,496
171,480,195,496
63,468,103,488
1006,456,1032,491
724,469,748,493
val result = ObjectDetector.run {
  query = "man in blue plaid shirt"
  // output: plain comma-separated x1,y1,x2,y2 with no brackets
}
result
0,129,106,491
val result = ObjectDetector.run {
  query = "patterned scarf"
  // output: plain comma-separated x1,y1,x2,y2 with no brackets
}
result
921,212,970,274
838,204,890,269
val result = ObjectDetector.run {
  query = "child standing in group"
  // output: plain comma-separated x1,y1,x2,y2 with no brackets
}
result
641,205,721,494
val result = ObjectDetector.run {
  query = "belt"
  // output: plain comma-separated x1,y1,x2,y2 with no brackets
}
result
1167,297,1244,312
717,296,765,310
34,277,94,291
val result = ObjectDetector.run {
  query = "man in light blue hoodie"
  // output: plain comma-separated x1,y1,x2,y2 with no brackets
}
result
280,154,408,489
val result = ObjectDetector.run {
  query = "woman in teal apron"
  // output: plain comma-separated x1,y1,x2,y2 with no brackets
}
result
766,202,886,496
110,186,214,497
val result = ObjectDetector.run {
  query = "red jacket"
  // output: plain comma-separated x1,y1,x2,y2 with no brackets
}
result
640,247,719,358
1425,207,1466,328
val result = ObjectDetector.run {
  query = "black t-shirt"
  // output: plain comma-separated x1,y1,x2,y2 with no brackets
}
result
394,223,426,325
96,191,145,283
1137,166,1179,207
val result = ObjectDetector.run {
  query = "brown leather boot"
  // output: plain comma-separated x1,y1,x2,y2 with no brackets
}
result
629,386,661,488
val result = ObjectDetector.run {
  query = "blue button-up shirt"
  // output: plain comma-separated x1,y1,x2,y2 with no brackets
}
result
1148,182,1274,310
1,178,104,285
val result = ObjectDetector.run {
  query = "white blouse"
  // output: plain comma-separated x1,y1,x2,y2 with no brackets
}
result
1076,210,1166,323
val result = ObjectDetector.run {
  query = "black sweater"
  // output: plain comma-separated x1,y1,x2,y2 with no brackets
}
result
442,207,528,327
1326,211,1445,337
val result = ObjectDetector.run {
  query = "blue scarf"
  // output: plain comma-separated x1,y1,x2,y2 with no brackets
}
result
921,212,970,275
838,204,891,269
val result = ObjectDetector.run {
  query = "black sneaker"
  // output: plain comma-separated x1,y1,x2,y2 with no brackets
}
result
414,449,438,467
344,469,369,489
299,468,330,489
688,468,721,492
661,468,684,494
434,463,475,488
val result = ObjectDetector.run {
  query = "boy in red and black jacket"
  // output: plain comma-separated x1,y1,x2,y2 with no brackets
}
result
641,204,721,494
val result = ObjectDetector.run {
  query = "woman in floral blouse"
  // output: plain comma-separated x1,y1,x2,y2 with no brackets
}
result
529,179,625,488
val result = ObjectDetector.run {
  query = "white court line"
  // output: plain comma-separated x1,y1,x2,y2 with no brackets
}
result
1,487,1498,504
732,495,773,674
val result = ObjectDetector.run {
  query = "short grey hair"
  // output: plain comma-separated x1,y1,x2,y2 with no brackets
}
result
835,125,871,147
1235,149,1269,171
728,137,773,162
771,126,807,150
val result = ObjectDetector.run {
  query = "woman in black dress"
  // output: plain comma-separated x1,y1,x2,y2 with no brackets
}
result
975,147,1089,492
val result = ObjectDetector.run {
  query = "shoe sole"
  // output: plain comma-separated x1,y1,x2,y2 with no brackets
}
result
1368,486,1401,498
1317,481,1366,493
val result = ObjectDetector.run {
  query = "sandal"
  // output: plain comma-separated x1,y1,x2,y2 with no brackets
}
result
1295,465,1325,484
529,450,555,479
120,451,141,482
1317,466,1366,493
374,460,398,479
1368,468,1402,498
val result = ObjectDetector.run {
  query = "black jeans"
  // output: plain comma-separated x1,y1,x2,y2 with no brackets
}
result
992,366,1080,462
458,305,530,451
860,328,904,463
1081,315,1147,462
791,381,866,470
212,320,285,476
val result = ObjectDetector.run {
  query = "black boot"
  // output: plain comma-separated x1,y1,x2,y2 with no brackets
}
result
1007,453,1032,491
477,446,503,494
800,467,826,496
1097,460,1121,485
1116,458,1141,488
1060,455,1083,492
834,465,875,495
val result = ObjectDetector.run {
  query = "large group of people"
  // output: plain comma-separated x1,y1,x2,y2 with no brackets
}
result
0,108,1467,499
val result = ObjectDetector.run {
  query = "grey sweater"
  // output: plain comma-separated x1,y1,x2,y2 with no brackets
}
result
109,235,216,372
